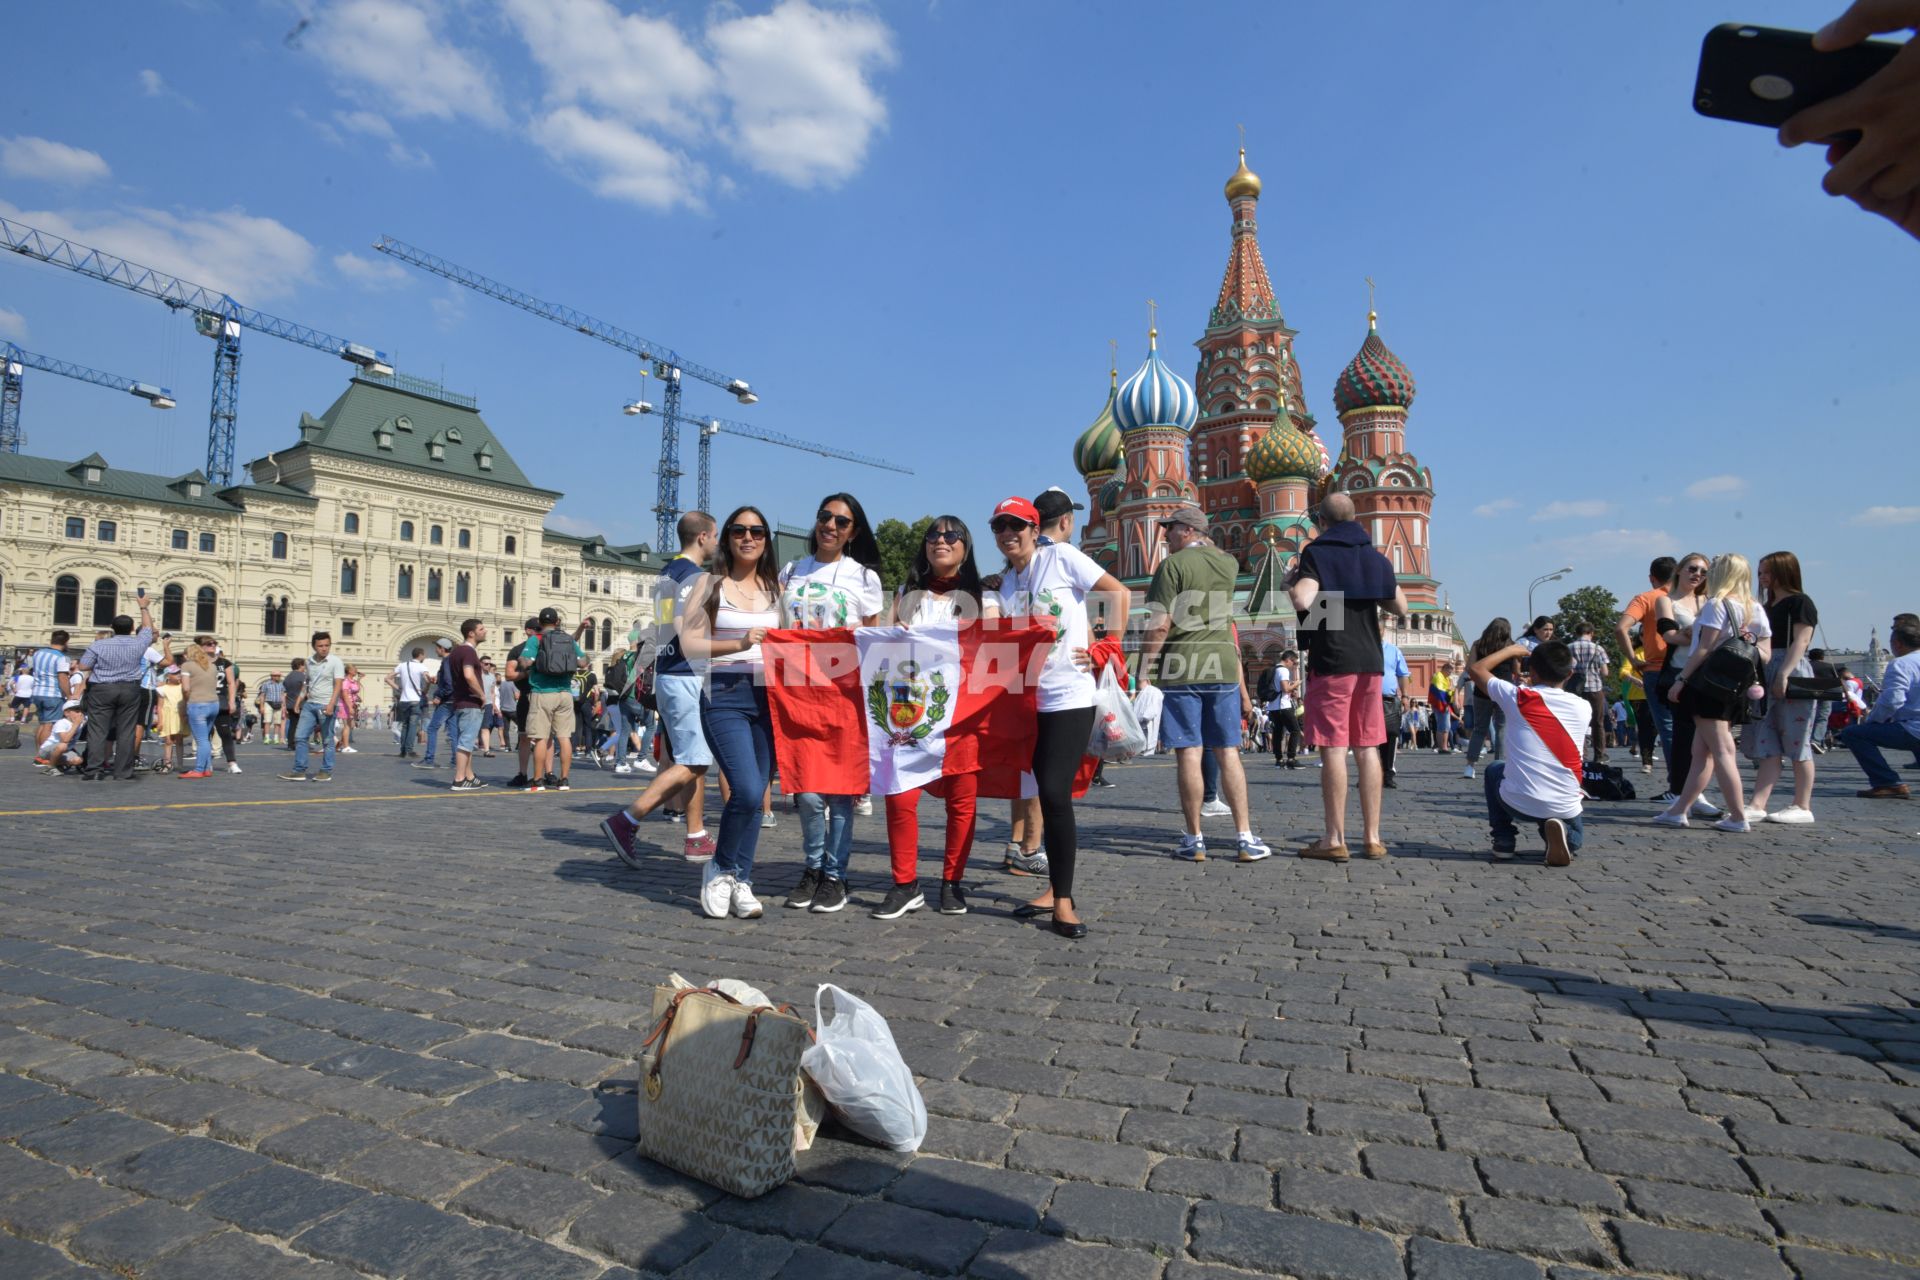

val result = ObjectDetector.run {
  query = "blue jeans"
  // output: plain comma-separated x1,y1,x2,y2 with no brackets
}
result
1484,761,1585,852
1841,720,1920,790
1466,705,1503,764
1641,670,1675,761
186,702,219,772
613,697,652,764
422,702,453,762
701,671,772,884
799,793,855,881
293,706,337,774
394,701,424,755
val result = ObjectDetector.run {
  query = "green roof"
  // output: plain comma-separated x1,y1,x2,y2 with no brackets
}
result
0,452,249,512
541,529,665,571
275,375,553,495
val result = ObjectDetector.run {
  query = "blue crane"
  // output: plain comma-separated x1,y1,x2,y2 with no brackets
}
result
2,214,393,487
2,342,176,454
373,235,910,546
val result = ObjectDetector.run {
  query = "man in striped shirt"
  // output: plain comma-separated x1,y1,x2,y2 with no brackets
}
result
1566,623,1612,764
28,631,73,725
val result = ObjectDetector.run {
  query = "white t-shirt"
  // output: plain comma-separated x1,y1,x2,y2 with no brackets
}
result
1266,665,1295,712
11,673,32,699
990,542,1107,712
392,659,430,704
897,587,961,628
780,555,884,630
1485,676,1592,821
140,645,166,691
709,590,779,673
38,716,78,757
1693,598,1771,651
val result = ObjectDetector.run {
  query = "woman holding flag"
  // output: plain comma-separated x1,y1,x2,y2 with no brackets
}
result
988,496,1130,939
872,515,1000,920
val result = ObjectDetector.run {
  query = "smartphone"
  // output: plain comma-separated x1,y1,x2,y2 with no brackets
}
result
1694,23,1901,129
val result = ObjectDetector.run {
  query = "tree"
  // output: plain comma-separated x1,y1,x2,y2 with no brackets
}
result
1553,584,1623,673
874,515,934,595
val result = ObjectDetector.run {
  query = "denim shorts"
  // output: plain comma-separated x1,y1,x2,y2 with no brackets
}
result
655,672,712,768
1159,683,1242,750
453,707,484,753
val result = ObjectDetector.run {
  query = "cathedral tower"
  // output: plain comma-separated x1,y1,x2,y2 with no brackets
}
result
1072,361,1123,567
1110,327,1198,581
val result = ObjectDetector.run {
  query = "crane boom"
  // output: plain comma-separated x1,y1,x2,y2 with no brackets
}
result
2,342,174,453
693,415,910,511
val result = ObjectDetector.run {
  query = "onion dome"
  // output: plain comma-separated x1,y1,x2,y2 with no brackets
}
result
1072,373,1123,476
1114,330,1198,433
1245,417,1321,484
1224,148,1261,201
1098,471,1124,513
1333,311,1416,414
1307,429,1332,477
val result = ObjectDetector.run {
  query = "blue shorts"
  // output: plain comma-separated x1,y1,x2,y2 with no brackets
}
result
655,672,712,768
453,707,484,753
1159,684,1241,750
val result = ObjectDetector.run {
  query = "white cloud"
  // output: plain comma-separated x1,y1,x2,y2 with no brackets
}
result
1530,499,1612,522
545,511,603,537
332,110,433,169
302,0,504,126
1566,528,1676,555
0,199,315,301
709,0,896,187
530,106,706,211
333,252,410,290
1853,505,1920,527
0,307,26,341
1685,474,1746,500
504,0,716,136
0,136,110,184
1473,498,1516,517
429,283,468,330
138,69,166,96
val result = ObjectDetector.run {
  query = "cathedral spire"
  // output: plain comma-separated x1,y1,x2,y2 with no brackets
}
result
1211,146,1280,330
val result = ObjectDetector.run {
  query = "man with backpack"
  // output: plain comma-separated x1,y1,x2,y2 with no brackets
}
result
517,607,589,791
604,635,657,775
413,638,458,768
389,646,430,758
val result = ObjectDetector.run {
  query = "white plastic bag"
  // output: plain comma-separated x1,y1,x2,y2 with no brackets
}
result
800,984,926,1153
1088,664,1148,761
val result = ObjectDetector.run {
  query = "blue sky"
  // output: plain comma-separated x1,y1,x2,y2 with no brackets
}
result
2,0,1913,647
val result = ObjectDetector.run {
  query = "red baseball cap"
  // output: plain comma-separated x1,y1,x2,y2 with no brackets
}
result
992,496,1040,525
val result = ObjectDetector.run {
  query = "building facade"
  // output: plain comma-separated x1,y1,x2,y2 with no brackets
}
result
0,373,663,671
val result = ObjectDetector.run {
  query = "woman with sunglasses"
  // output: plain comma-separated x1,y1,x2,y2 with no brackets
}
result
778,493,885,915
677,506,783,920
988,496,1129,939
1652,553,1724,816
870,515,1000,920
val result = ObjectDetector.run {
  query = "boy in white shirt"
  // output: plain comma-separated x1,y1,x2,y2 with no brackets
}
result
35,702,87,772
1469,639,1592,867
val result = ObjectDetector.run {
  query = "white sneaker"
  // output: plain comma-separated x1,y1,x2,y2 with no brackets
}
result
731,881,764,919
1641,764,1654,775
341,746,358,754
1712,816,1752,833
700,860,736,919
1688,800,1725,820
853,796,874,817
227,763,242,774
614,763,632,775
1765,806,1815,825
1200,798,1232,818
1462,764,1475,779
637,759,658,773
1652,812,1690,828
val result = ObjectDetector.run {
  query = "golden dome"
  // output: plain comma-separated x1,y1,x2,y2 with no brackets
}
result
1224,148,1261,201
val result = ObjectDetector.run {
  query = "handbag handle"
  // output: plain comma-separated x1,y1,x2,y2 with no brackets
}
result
642,987,802,1096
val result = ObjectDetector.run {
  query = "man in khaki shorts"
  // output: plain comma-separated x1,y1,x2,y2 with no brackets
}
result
516,606,588,791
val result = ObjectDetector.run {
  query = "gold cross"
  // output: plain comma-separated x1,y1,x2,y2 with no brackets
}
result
1237,122,1245,149
1147,298,1158,332
1108,338,1118,376
1365,276,1376,319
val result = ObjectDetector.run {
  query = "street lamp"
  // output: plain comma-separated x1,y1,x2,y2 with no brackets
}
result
1527,566,1573,624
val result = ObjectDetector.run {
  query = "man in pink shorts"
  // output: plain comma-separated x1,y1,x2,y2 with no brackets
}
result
1288,492,1410,861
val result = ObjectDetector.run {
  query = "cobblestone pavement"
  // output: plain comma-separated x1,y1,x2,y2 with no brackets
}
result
1,743,1918,1280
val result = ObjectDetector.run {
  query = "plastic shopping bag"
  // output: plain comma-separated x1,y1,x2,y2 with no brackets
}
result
799,984,927,1152
1088,664,1148,761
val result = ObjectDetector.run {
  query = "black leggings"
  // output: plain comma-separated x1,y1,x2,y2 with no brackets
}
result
1034,706,1096,900
1271,707,1301,762
215,711,239,766
1635,701,1656,764
1662,670,1696,795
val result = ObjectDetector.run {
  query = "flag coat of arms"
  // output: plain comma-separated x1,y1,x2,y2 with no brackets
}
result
764,620,1055,799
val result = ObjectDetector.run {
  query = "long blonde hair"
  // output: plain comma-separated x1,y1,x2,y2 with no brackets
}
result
1704,553,1757,620
1667,552,1709,601
185,636,213,670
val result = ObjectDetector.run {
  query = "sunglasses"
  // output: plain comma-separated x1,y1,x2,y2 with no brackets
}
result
815,511,853,530
924,529,966,545
990,517,1031,534
727,523,769,540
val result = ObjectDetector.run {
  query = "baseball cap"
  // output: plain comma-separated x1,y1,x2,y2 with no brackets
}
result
1159,506,1206,531
61,699,82,711
991,496,1040,526
1033,486,1084,523
538,607,562,626
436,637,454,651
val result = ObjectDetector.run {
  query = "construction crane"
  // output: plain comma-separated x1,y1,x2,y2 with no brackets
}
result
2,214,393,487
373,235,910,546
2,342,175,454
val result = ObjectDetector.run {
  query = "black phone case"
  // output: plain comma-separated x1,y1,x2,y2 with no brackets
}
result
1693,23,1899,128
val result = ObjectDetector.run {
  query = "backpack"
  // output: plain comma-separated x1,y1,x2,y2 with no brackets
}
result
534,629,576,678
635,660,658,711
1580,762,1636,802
1694,603,1763,705
604,651,634,697
434,658,455,701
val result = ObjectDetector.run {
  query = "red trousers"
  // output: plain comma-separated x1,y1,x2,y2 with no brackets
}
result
884,773,979,884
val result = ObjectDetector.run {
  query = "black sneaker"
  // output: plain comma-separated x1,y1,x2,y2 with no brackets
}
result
545,773,560,789
556,777,571,792
508,773,528,788
278,771,308,782
785,869,821,910
939,880,968,915
311,771,332,783
869,882,923,920
810,877,849,914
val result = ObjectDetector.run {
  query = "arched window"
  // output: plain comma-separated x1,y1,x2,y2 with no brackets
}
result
344,512,360,534
194,587,217,631
264,595,288,636
271,531,288,560
504,535,517,555
458,528,471,550
1217,452,1229,477
397,566,413,599
455,571,470,605
340,559,358,595
161,584,183,631
430,525,444,546
399,520,414,542
600,617,613,651
53,575,80,626
551,566,561,590
427,568,443,602
1391,545,1405,573
91,577,119,627
502,576,516,609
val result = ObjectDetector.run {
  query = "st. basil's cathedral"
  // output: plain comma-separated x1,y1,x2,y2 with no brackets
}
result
1071,148,1463,689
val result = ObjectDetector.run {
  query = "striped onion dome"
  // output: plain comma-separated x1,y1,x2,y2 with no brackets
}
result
1307,428,1332,477
1113,330,1198,434
1098,471,1124,513
1333,312,1416,414
1072,377,1123,476
1245,417,1321,484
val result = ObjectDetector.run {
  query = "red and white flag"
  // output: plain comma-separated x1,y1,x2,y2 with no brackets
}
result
764,620,1055,799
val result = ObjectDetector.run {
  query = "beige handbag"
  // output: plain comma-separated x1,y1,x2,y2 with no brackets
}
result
636,986,814,1198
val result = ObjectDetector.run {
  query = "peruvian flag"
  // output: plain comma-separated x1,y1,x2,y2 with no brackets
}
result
765,620,1055,798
